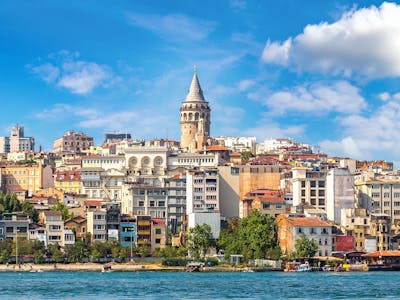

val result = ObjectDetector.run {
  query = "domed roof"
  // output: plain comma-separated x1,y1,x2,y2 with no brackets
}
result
185,67,206,102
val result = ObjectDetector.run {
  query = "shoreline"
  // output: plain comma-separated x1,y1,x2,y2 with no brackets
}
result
0,263,249,273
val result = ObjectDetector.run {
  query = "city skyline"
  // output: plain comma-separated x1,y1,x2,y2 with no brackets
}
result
1,1,400,164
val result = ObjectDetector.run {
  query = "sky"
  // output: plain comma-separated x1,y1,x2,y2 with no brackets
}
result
1,0,400,164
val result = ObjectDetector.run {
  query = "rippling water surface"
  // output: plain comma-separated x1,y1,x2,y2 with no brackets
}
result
1,271,400,299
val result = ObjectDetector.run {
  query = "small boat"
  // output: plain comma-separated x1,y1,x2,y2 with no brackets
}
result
296,262,311,272
102,265,114,273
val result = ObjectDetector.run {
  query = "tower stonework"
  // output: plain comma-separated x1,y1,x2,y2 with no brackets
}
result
180,68,211,152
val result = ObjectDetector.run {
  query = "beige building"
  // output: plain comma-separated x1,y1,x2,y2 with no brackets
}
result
239,165,284,218
53,130,94,155
292,167,326,210
0,125,34,153
341,208,370,252
355,178,400,226
87,210,107,242
277,215,333,257
41,211,64,246
180,68,211,152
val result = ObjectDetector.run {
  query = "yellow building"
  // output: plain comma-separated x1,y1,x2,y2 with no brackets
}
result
54,169,82,194
1,162,53,199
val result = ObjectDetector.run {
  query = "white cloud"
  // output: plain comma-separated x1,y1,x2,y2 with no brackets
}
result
237,79,256,92
245,122,306,141
29,51,114,94
126,13,216,42
262,38,291,66
263,81,366,115
262,2,400,79
320,97,400,159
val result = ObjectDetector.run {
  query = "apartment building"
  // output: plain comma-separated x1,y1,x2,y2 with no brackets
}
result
53,130,94,155
292,167,326,210
277,215,333,257
1,162,53,198
186,168,219,214
0,212,29,241
242,188,286,218
42,211,64,246
87,210,107,242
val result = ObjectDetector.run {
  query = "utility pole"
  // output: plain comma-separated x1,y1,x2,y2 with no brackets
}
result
15,230,19,268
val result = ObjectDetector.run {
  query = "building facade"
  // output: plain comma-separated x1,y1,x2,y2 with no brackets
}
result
53,130,94,155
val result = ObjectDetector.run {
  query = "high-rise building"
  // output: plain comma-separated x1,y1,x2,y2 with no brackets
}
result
180,68,211,152
0,125,34,153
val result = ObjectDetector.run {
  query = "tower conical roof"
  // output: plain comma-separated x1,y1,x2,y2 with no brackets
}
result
185,67,205,102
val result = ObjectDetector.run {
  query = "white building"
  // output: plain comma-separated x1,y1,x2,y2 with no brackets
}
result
167,152,218,170
326,168,355,224
213,136,256,153
292,167,326,210
188,211,220,239
0,125,34,153
186,168,219,214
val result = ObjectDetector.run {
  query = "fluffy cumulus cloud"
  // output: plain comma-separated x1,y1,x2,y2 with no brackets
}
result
262,2,400,79
320,94,400,159
262,81,366,115
126,13,216,42
28,51,114,94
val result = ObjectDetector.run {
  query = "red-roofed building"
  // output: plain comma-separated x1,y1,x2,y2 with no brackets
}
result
277,215,333,257
207,145,230,163
151,217,166,252
242,188,286,218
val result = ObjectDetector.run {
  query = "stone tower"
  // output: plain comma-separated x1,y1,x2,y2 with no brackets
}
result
180,67,211,152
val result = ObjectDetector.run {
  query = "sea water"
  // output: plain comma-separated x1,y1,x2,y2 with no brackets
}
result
1,271,399,299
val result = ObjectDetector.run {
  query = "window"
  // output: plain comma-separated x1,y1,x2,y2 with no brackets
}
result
275,203,282,209
301,181,306,188
318,190,325,197
310,190,316,197
158,201,165,207
310,181,316,188
150,201,155,207
301,190,305,197
263,203,270,209
372,192,380,198
155,228,162,235
384,193,390,198
155,238,161,244
6,227,13,233
318,181,325,188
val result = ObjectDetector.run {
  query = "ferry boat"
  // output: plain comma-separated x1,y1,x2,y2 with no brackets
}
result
285,261,311,272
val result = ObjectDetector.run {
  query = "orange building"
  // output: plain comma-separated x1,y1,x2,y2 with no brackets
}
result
239,165,285,218
1,162,53,199
277,215,333,257
242,188,286,218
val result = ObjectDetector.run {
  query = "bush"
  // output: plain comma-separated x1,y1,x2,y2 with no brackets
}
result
203,258,219,267
161,258,189,266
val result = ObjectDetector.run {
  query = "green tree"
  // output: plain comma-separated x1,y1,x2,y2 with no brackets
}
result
33,249,45,263
0,249,10,263
294,233,318,259
218,211,279,261
64,240,90,262
186,224,213,260
240,151,255,163
91,248,102,261
49,243,64,262
51,202,72,220
138,245,150,258
119,247,129,261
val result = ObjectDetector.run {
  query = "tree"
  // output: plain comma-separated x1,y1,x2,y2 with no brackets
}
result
0,249,10,263
294,233,318,259
218,210,279,261
186,224,213,260
138,246,150,258
51,202,72,220
33,249,45,263
240,151,255,163
49,243,64,262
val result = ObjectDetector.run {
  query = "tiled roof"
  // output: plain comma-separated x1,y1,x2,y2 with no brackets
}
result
362,251,400,258
207,145,229,151
287,217,330,227
152,218,165,225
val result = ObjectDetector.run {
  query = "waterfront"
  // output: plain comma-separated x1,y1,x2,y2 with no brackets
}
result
1,271,400,299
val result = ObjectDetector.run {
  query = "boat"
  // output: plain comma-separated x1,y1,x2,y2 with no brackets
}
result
102,264,114,273
296,262,311,272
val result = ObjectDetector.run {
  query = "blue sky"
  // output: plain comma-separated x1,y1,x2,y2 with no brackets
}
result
1,0,400,163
